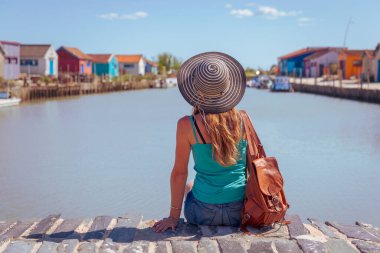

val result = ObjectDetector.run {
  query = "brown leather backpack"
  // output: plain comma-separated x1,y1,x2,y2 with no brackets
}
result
240,111,289,229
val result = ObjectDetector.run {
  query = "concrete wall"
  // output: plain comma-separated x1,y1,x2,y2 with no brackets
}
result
292,83,380,104
374,50,380,82
0,50,4,79
2,43,20,80
306,51,339,77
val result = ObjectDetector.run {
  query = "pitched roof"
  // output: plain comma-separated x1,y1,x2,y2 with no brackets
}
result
145,58,158,67
304,50,329,60
116,54,143,63
0,40,20,46
278,47,326,60
88,54,113,63
0,44,5,56
20,44,51,58
362,50,375,59
342,49,367,55
58,46,92,60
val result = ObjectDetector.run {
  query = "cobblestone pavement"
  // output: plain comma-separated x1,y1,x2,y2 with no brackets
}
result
1,214,379,252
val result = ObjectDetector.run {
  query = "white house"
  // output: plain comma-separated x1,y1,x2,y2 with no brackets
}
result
303,49,343,77
116,54,146,76
373,44,380,82
20,44,58,77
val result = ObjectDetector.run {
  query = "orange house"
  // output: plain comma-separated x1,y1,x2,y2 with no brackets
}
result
338,50,365,80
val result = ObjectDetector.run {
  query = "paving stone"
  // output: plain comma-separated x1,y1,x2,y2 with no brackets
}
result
0,222,15,235
134,219,199,241
56,239,79,253
247,239,274,253
326,221,380,242
356,222,380,239
0,220,35,241
308,218,339,239
217,238,246,253
286,214,308,238
49,219,82,240
155,241,172,253
28,214,61,239
198,238,220,253
352,239,380,253
77,241,97,253
123,241,150,253
171,240,198,253
83,216,113,241
274,239,303,253
108,214,142,243
324,238,358,253
99,238,119,253
246,223,289,238
4,240,36,253
297,238,328,253
37,241,59,253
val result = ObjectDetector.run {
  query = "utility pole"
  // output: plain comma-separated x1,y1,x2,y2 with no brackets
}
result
343,17,353,47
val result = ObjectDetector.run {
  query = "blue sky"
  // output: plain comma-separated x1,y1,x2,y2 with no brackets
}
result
1,0,379,68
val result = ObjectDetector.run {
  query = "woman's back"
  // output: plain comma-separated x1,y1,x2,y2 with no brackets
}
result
189,114,247,204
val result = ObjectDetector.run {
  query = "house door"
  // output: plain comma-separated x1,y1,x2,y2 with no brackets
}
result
81,64,84,74
378,60,380,82
319,64,324,77
339,60,346,79
49,59,54,75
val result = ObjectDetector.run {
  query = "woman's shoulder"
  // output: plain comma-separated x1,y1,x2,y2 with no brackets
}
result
177,115,192,129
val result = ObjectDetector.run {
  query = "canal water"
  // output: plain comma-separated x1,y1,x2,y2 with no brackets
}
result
0,88,379,226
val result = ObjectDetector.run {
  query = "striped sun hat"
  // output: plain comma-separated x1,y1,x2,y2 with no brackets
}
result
177,52,246,114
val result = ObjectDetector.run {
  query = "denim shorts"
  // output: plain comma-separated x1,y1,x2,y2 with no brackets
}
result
184,191,244,227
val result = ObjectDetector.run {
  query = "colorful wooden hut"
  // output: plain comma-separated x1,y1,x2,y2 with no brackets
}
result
56,46,92,75
87,54,119,79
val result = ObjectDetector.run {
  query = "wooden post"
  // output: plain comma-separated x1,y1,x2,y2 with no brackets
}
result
338,69,343,89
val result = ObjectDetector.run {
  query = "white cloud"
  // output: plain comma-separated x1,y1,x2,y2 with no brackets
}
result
230,9,254,18
97,13,119,20
297,17,313,26
225,3,232,9
258,6,301,19
97,11,148,20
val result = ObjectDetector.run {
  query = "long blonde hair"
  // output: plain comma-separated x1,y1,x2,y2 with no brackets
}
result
193,107,242,166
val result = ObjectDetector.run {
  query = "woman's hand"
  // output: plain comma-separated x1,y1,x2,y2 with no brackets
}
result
152,217,178,233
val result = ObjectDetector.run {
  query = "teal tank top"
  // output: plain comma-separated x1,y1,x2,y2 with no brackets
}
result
190,115,247,204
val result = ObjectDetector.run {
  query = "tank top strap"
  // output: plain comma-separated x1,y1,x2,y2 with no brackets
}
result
190,115,199,144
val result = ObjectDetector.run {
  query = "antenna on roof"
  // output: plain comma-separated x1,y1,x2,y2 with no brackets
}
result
343,17,354,47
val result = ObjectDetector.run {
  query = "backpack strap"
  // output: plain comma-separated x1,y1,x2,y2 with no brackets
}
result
240,110,266,159
189,115,199,144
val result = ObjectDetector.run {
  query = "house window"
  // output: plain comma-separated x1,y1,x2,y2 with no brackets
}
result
20,59,38,66
87,61,91,67
124,64,134,68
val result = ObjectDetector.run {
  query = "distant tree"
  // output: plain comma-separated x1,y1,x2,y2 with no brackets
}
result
245,67,256,78
157,52,182,74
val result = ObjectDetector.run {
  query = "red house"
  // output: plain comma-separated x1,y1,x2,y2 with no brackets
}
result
56,46,92,75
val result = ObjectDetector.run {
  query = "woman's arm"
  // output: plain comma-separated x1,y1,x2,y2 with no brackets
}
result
153,117,191,232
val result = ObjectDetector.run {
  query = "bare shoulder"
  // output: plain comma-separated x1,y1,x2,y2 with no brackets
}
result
177,115,191,133
177,115,190,127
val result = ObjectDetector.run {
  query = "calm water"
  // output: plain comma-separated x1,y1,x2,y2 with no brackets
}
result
0,88,380,226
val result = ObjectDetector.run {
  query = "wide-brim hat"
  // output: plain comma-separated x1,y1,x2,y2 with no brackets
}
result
177,52,246,114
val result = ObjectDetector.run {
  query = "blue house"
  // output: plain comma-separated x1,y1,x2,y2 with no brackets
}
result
88,54,119,79
278,47,326,77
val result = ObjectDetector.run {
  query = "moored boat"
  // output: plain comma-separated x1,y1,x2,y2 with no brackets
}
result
271,76,293,92
0,92,21,108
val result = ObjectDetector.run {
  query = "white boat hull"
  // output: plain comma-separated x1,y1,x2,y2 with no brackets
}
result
0,98,21,107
